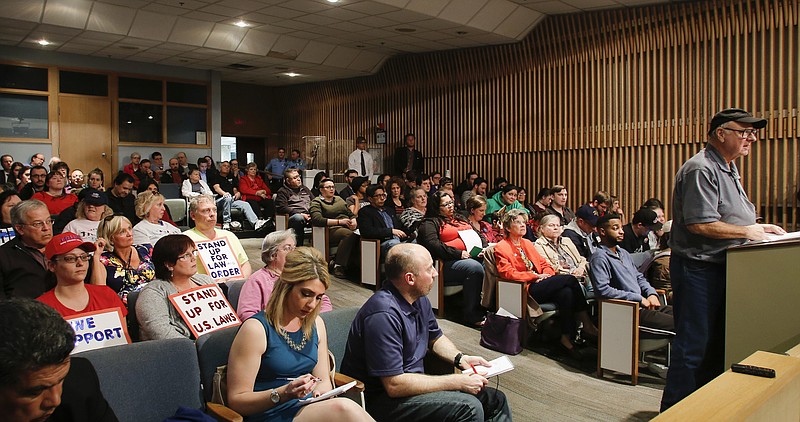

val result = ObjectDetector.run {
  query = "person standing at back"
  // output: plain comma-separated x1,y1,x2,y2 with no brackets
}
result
393,133,424,177
348,136,374,179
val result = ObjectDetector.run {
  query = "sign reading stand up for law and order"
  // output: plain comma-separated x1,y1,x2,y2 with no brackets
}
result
195,238,245,282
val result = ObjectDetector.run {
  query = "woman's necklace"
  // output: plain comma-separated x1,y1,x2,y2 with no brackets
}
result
279,325,307,352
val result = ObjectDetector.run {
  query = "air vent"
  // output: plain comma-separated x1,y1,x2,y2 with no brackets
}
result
226,63,256,70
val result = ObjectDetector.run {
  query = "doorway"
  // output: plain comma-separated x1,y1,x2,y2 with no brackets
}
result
58,95,112,180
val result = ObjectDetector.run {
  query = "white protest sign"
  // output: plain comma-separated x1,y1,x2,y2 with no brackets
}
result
169,284,241,338
66,308,131,354
195,238,245,282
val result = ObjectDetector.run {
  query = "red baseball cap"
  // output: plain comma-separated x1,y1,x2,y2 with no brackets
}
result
45,232,96,260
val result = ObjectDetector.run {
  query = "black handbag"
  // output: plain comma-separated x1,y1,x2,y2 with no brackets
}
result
479,313,523,355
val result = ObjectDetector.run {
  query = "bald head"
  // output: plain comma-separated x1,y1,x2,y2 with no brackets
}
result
386,244,428,283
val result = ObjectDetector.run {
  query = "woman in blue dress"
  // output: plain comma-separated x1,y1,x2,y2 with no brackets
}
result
227,247,373,422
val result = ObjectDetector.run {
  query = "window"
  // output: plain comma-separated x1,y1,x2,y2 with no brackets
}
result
0,94,48,139
59,71,108,96
0,64,48,91
119,103,162,143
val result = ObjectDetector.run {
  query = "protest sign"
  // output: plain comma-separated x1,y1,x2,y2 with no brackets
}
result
65,308,131,354
195,238,245,282
169,284,240,338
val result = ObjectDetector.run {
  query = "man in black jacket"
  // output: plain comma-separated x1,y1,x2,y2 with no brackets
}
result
357,184,407,257
0,299,117,422
393,132,424,176
0,199,53,299
107,173,137,224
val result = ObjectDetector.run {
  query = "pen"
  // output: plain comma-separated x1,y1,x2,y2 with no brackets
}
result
469,363,478,374
277,377,322,382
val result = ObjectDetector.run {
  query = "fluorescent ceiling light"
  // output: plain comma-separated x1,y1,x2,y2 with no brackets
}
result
234,20,249,28
37,39,51,46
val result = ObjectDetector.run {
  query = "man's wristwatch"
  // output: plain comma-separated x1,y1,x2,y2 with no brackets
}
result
454,352,464,369
270,389,280,404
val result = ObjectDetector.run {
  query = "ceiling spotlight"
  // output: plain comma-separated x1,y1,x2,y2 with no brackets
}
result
37,39,51,46
147,115,154,120
127,120,132,124
234,20,249,28
285,72,300,77
326,0,340,3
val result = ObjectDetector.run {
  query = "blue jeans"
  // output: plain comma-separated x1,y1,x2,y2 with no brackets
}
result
216,196,258,225
380,237,401,258
366,388,511,422
288,213,310,245
443,258,485,324
661,254,726,411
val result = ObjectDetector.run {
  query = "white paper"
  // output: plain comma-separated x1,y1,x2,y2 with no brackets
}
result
495,307,518,319
461,356,515,378
765,230,800,241
298,381,356,406
458,229,483,253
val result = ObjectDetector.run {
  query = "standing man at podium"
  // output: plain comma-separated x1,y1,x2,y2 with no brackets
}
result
661,108,785,411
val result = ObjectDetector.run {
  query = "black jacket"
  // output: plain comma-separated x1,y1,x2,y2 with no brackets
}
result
0,237,52,299
49,357,118,422
393,147,424,176
357,205,399,241
107,192,138,224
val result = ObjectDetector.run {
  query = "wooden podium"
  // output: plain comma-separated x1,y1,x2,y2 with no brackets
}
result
725,237,800,368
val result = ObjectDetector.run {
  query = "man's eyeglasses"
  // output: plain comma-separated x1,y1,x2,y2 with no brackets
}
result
57,253,92,264
23,218,54,229
177,250,199,261
722,127,759,139
371,193,387,198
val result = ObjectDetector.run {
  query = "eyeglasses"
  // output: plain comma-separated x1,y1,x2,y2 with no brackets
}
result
321,185,336,189
57,253,92,264
281,244,296,252
177,250,198,261
722,127,759,139
23,218,54,229
371,193,387,198
440,201,454,208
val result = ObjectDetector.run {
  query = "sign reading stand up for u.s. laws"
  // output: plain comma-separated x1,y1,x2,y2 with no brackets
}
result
169,284,240,338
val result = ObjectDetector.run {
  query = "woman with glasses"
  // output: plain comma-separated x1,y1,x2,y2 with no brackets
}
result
484,184,528,224
227,247,373,422
309,179,359,278
96,214,155,304
239,162,274,219
32,171,78,215
37,232,126,319
418,191,487,327
237,230,332,320
136,234,213,340
495,209,596,358
133,190,181,245
533,214,589,282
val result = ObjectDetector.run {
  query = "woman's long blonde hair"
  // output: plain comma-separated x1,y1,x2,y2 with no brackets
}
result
265,247,330,338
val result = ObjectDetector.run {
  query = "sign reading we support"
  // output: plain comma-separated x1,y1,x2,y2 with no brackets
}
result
65,309,131,354
169,284,241,338
195,238,245,282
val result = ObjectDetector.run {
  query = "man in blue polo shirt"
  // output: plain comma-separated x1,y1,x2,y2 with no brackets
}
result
660,108,785,411
341,243,511,422
264,147,289,192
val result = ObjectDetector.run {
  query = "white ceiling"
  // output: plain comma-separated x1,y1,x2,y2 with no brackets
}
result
0,0,669,86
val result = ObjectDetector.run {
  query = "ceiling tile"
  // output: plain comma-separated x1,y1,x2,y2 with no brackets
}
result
322,45,360,68
351,15,397,28
295,40,336,63
468,0,517,32
271,19,318,31
406,0,451,17
57,44,102,54
281,0,330,14
315,7,367,21
342,1,400,15
373,0,410,8
182,10,230,22
105,0,149,8
236,29,280,55
42,0,90,29
380,9,430,23
526,1,579,14
129,10,177,41
439,0,487,25
169,17,214,46
269,35,309,60
205,23,248,50
75,30,125,42
216,0,269,10
5,0,45,23
141,3,191,16
87,2,136,35
35,24,83,36
238,12,284,25
563,0,618,9
295,14,340,26
413,18,460,31
493,6,543,39
199,4,247,18
347,50,384,71
259,6,306,19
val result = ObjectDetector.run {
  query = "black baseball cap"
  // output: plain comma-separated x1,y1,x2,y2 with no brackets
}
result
632,208,663,230
708,108,767,135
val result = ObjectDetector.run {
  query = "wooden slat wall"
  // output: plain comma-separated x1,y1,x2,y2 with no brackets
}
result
270,0,799,229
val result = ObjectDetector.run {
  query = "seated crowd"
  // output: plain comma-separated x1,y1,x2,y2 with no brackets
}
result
0,148,677,422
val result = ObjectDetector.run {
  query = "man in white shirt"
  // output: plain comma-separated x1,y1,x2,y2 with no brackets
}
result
348,136,374,179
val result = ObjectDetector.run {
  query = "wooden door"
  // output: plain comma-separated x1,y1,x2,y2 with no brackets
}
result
58,95,112,180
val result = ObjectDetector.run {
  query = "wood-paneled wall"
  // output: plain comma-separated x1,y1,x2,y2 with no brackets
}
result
269,0,799,229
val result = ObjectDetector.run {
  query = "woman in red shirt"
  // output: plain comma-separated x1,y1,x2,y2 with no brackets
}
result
33,172,78,215
494,209,597,357
238,162,274,219
417,191,487,326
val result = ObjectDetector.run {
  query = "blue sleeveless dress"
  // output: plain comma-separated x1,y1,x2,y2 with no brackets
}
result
245,311,319,422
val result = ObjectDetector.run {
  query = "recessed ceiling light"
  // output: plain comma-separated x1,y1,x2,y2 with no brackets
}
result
285,72,301,77
37,39,51,46
234,20,249,28
327,0,340,3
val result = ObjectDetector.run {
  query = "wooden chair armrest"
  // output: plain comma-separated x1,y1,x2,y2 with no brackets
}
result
206,402,243,422
334,373,365,392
